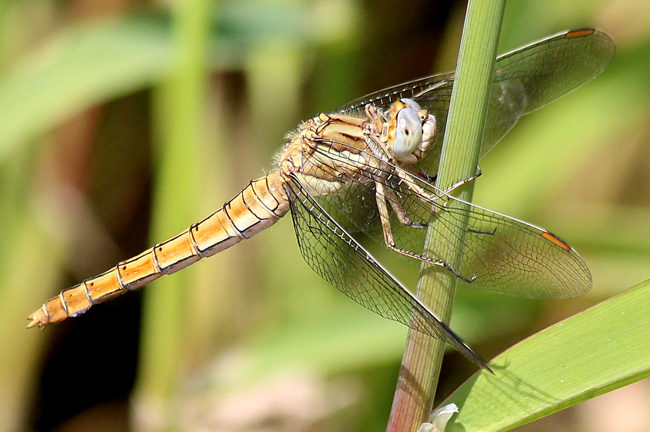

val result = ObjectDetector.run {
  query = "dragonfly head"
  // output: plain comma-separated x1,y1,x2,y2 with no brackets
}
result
389,99,435,164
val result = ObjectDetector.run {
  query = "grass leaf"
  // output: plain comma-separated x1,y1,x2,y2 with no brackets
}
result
444,279,650,431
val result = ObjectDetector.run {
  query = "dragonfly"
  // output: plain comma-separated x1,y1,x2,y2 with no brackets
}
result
29,28,614,369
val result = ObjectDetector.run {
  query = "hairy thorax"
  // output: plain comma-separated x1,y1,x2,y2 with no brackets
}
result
277,112,377,197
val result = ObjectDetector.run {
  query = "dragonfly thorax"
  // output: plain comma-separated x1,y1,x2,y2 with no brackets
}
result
278,112,375,198
276,101,438,199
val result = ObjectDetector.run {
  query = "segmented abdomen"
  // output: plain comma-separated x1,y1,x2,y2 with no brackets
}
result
28,172,289,328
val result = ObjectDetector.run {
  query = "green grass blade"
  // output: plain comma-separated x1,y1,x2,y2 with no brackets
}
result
132,1,211,428
443,279,650,432
0,17,174,157
0,8,323,160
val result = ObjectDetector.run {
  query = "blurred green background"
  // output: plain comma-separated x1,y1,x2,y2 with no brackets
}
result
1,0,649,431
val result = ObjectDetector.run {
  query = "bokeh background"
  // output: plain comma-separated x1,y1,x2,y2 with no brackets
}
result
1,0,649,431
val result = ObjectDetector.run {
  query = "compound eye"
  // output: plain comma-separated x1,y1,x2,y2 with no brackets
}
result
393,107,423,157
400,98,422,111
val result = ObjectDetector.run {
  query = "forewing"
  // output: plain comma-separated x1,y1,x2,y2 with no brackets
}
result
336,29,615,175
285,176,487,368
480,28,615,158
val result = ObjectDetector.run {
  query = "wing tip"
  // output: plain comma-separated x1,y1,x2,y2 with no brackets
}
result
466,347,493,372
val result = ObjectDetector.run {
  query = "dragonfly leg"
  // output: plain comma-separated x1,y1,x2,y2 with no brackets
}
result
440,166,482,195
400,164,437,183
376,181,427,229
399,166,482,202
374,183,421,251
436,168,497,237
375,182,475,283
375,181,400,249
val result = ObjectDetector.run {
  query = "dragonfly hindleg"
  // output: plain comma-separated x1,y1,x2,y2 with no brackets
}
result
375,181,476,284
374,171,482,283
375,183,477,282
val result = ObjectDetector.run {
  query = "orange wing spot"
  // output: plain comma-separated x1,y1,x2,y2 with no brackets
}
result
541,231,572,251
565,28,594,39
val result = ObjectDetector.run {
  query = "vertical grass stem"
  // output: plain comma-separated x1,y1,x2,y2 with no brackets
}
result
387,1,506,430
132,0,212,430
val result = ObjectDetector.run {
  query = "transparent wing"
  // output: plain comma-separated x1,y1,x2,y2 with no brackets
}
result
309,142,591,299
336,29,615,174
280,29,603,363
285,175,487,368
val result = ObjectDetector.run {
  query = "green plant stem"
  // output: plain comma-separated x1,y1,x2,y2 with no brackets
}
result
387,1,505,430
0,149,63,432
132,0,211,430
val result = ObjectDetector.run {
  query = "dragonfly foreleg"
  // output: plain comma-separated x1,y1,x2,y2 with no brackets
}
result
440,167,482,195
398,166,482,202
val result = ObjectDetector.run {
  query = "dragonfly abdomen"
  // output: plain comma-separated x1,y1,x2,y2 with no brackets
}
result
28,173,289,328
